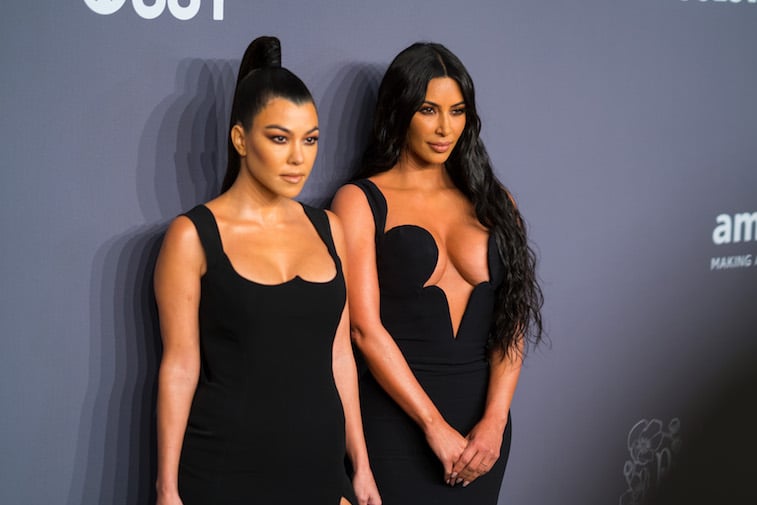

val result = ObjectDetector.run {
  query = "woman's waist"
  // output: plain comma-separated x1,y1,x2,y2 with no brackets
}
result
402,357,489,376
188,379,343,423
359,365,490,431
386,332,490,369
379,303,494,344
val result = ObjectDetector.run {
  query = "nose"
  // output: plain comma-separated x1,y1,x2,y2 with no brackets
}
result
288,141,304,166
436,113,451,136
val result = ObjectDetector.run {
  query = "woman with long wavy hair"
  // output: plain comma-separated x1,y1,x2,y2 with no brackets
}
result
332,42,543,504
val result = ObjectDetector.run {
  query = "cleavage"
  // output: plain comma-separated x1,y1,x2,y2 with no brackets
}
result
384,224,490,286
381,224,490,338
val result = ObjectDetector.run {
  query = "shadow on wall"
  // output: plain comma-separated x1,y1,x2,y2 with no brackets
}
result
68,228,162,505
67,59,235,505
304,62,384,207
137,58,236,221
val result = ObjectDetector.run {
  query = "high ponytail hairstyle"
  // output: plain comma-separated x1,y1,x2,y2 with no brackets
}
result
358,42,544,358
221,36,314,193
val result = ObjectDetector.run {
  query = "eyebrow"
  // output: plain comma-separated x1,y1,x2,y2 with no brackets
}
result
422,100,466,108
263,124,319,134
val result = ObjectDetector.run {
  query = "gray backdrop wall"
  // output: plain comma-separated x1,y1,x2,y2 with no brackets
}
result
2,1,756,504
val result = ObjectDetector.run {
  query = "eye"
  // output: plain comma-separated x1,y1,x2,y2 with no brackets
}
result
304,136,319,145
451,107,466,116
418,106,435,115
269,135,287,144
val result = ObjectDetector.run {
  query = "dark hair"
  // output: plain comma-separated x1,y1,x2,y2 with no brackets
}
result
222,36,314,192
357,42,544,357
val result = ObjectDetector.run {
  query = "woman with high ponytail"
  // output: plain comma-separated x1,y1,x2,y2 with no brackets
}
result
155,36,380,505
332,42,543,504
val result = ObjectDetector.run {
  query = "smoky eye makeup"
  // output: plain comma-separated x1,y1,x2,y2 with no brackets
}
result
268,134,287,144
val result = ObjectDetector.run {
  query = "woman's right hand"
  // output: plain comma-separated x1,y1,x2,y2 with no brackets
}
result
424,420,468,485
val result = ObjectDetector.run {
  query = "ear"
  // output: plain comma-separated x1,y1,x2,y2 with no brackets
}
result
230,124,247,156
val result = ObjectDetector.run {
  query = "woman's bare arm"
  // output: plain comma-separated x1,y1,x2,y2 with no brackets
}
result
327,211,382,505
154,216,204,504
331,185,467,485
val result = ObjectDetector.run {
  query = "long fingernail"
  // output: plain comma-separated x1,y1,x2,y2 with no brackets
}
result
463,481,470,487
456,478,463,485
450,472,457,480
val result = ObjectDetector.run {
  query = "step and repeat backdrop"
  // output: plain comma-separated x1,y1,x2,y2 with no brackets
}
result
2,1,755,504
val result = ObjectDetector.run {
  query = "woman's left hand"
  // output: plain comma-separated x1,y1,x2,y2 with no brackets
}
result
449,419,504,487
352,467,382,505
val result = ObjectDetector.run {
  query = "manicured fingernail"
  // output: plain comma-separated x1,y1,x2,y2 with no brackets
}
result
450,473,457,480
463,481,470,487
455,478,463,485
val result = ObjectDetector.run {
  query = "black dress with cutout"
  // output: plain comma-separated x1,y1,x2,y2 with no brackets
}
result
351,179,511,505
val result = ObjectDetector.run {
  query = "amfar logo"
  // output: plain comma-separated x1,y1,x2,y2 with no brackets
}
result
84,0,224,20
710,212,757,271
712,212,757,244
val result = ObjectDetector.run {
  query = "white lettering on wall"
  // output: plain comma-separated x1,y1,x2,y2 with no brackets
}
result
132,0,165,20
712,212,757,245
710,254,754,270
212,0,223,20
84,0,223,20
84,0,127,15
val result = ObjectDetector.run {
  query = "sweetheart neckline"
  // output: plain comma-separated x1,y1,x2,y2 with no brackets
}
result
384,223,493,286
383,223,493,339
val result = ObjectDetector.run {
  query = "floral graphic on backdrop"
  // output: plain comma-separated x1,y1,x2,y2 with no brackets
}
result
619,418,681,505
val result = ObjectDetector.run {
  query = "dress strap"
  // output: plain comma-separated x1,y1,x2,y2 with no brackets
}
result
348,179,387,245
301,203,342,270
182,205,224,270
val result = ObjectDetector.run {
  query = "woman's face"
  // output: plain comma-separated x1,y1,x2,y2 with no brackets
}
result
231,97,319,199
403,77,466,167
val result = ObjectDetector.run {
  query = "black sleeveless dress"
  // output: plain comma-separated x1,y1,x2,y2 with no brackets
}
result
351,180,512,505
177,204,355,505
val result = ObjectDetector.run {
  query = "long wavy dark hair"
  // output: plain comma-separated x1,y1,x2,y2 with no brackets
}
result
356,42,544,357
221,36,314,193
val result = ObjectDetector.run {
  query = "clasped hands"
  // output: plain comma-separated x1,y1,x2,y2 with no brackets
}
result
426,419,503,488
